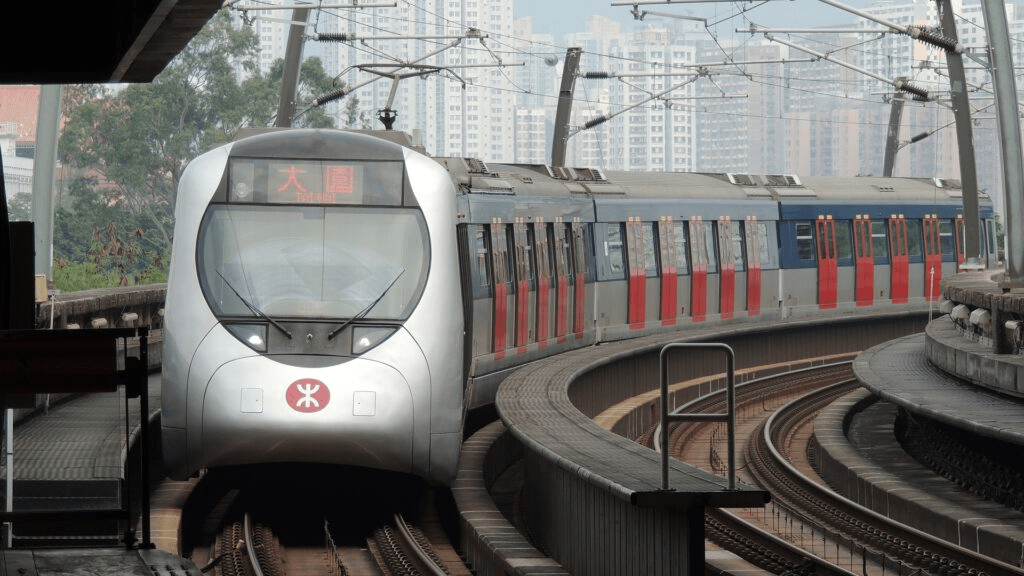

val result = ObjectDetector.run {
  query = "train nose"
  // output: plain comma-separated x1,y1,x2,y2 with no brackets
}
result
198,355,416,474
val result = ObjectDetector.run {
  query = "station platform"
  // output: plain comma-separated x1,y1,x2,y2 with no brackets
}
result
1,547,201,576
853,332,1024,446
0,370,200,573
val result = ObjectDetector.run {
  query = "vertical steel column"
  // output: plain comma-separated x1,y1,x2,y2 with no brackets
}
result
980,0,1024,288
659,342,735,490
274,8,310,128
32,85,61,281
936,0,982,266
550,47,582,168
882,83,905,177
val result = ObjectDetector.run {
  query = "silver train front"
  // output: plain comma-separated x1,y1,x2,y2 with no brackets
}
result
160,130,465,485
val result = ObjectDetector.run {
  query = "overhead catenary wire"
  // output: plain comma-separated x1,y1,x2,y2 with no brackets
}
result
260,0,987,138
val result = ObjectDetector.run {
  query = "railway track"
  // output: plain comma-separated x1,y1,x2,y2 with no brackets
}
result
655,361,1024,576
184,468,467,576
208,511,449,576
748,380,1024,576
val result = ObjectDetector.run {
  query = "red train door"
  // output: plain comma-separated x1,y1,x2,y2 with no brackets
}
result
923,214,942,302
489,219,510,359
626,217,646,330
853,215,874,306
718,217,735,319
744,216,761,317
553,219,569,344
954,214,965,269
690,216,708,323
535,219,551,349
658,217,678,326
816,215,838,309
889,215,909,304
571,219,587,339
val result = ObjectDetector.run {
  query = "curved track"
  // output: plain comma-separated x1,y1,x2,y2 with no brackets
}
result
655,361,1024,575
748,381,1024,576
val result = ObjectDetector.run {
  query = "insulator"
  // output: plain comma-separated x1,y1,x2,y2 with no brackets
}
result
584,115,610,129
896,80,929,100
583,71,610,79
914,27,962,52
316,32,356,42
314,87,348,107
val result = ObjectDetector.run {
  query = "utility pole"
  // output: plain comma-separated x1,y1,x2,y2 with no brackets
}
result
935,0,982,267
551,47,581,168
882,82,905,177
979,0,1024,288
274,8,309,128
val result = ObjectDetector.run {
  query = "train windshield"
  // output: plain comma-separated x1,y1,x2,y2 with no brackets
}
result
197,204,428,321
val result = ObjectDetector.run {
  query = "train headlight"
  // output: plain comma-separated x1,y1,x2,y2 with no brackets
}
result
352,326,397,355
225,323,268,352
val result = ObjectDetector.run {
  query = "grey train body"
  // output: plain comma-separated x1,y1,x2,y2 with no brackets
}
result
161,129,996,485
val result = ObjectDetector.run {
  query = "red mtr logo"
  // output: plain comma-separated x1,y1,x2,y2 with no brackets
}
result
285,378,330,413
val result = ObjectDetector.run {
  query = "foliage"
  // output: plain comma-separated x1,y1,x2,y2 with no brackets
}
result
55,8,351,291
5,192,31,221
51,261,122,293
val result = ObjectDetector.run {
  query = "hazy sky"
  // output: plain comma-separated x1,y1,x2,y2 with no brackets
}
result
513,0,878,42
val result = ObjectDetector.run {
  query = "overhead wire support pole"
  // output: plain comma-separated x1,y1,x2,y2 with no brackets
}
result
274,7,309,127
551,47,582,168
979,0,1024,288
762,32,929,99
935,0,982,267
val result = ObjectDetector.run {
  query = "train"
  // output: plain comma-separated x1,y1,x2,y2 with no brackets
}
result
160,128,998,485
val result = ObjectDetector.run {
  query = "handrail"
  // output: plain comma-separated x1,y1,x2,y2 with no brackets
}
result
659,342,736,491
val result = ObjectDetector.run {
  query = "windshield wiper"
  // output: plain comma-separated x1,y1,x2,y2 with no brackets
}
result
328,269,405,340
217,270,293,339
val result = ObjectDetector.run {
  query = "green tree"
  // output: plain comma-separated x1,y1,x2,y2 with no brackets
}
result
5,192,31,221
57,8,349,290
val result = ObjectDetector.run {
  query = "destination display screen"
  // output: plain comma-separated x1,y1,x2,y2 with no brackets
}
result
228,159,403,206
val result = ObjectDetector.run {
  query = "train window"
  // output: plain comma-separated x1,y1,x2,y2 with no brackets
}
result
490,222,511,288
473,226,491,290
795,221,815,262
572,223,590,280
939,220,954,256
643,221,659,277
605,223,626,279
729,221,745,272
758,222,779,269
523,225,537,286
871,221,889,262
672,222,689,274
905,220,923,257
199,205,427,320
554,224,569,278
834,221,852,261
535,224,552,281
703,222,718,274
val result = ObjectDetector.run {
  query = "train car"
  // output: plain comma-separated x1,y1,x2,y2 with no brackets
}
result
162,127,997,485
161,129,464,485
775,175,996,314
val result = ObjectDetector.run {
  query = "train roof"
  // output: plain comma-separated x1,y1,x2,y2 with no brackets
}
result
437,157,989,207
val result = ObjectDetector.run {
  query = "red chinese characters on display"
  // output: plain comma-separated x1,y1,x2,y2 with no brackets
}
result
274,164,355,204
325,165,355,198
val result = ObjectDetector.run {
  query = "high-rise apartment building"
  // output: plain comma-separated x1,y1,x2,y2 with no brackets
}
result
318,0,516,161
238,0,1022,205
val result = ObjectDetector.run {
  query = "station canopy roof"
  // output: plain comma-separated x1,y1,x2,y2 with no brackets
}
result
4,0,223,84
